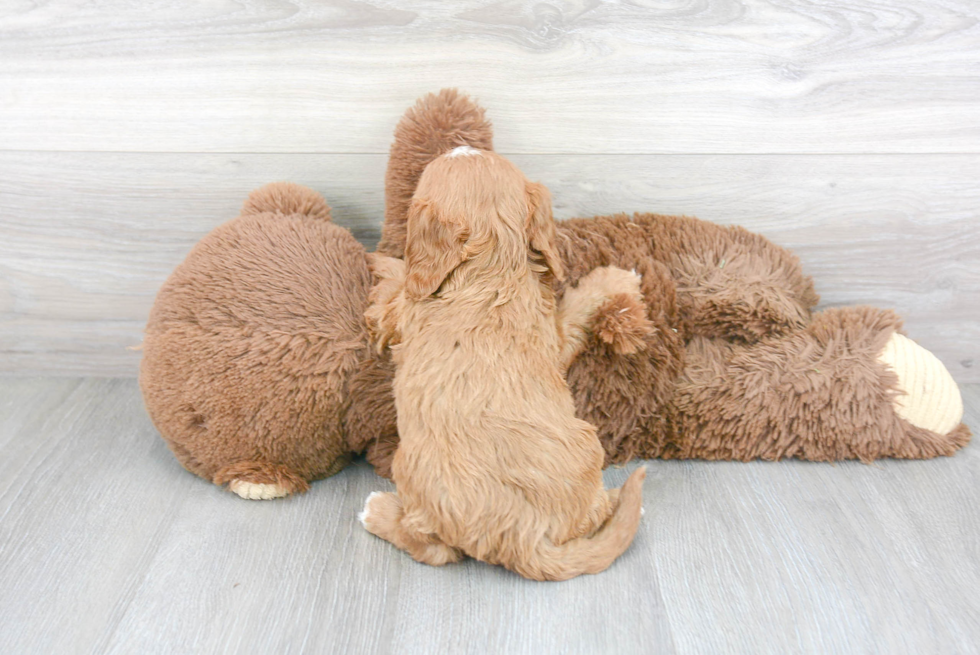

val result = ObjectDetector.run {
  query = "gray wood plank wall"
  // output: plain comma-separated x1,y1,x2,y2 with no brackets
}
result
1,1,978,380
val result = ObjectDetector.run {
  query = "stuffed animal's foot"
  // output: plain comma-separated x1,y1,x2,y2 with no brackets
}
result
877,333,963,435
213,460,310,500
228,480,290,500
672,306,970,462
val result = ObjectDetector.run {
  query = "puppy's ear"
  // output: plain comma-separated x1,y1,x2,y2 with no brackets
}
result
405,199,469,299
526,182,565,281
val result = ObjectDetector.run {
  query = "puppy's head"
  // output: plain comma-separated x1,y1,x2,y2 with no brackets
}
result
404,147,563,299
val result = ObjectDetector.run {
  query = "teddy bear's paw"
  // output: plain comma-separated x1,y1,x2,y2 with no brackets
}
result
877,332,963,435
214,460,309,499
228,480,290,500
593,294,655,355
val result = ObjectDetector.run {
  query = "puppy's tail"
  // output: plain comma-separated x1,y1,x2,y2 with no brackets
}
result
241,182,332,221
518,466,647,582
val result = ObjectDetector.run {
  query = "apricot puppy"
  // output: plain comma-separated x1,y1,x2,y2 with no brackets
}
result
360,147,647,581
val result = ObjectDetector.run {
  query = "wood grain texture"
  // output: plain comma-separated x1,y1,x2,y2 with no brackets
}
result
0,378,977,654
1,151,976,380
1,1,979,153
2,5,977,650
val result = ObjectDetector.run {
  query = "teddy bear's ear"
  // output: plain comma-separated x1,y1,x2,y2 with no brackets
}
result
526,182,565,282
404,199,470,299
379,89,494,259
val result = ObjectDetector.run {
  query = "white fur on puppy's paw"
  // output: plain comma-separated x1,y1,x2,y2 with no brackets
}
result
228,480,289,500
877,332,963,434
359,491,383,527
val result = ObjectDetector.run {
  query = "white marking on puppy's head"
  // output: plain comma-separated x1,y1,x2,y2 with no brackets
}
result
445,145,482,158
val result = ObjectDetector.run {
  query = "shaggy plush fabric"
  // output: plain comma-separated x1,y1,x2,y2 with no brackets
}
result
355,90,969,475
670,307,971,461
359,209,970,471
140,183,369,493
555,211,819,464
139,91,970,498
343,352,400,478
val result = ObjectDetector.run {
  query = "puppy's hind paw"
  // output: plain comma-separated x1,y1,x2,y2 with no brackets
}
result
359,491,383,528
594,294,655,355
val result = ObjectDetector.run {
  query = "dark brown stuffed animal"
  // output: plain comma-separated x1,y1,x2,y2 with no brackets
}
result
140,90,969,499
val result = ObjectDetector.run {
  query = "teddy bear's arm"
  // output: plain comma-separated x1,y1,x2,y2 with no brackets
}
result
560,213,818,344
668,224,820,342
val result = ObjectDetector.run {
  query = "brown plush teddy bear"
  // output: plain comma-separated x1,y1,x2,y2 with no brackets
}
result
140,90,969,500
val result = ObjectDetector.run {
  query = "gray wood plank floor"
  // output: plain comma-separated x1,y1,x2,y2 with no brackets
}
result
1,378,977,654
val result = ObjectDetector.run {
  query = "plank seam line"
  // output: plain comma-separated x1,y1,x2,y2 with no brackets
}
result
2,150,980,157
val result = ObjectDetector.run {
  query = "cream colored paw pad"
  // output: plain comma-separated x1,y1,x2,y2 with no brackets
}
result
228,480,289,500
877,333,963,434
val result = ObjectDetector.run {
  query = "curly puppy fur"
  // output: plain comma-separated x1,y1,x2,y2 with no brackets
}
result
361,149,646,581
